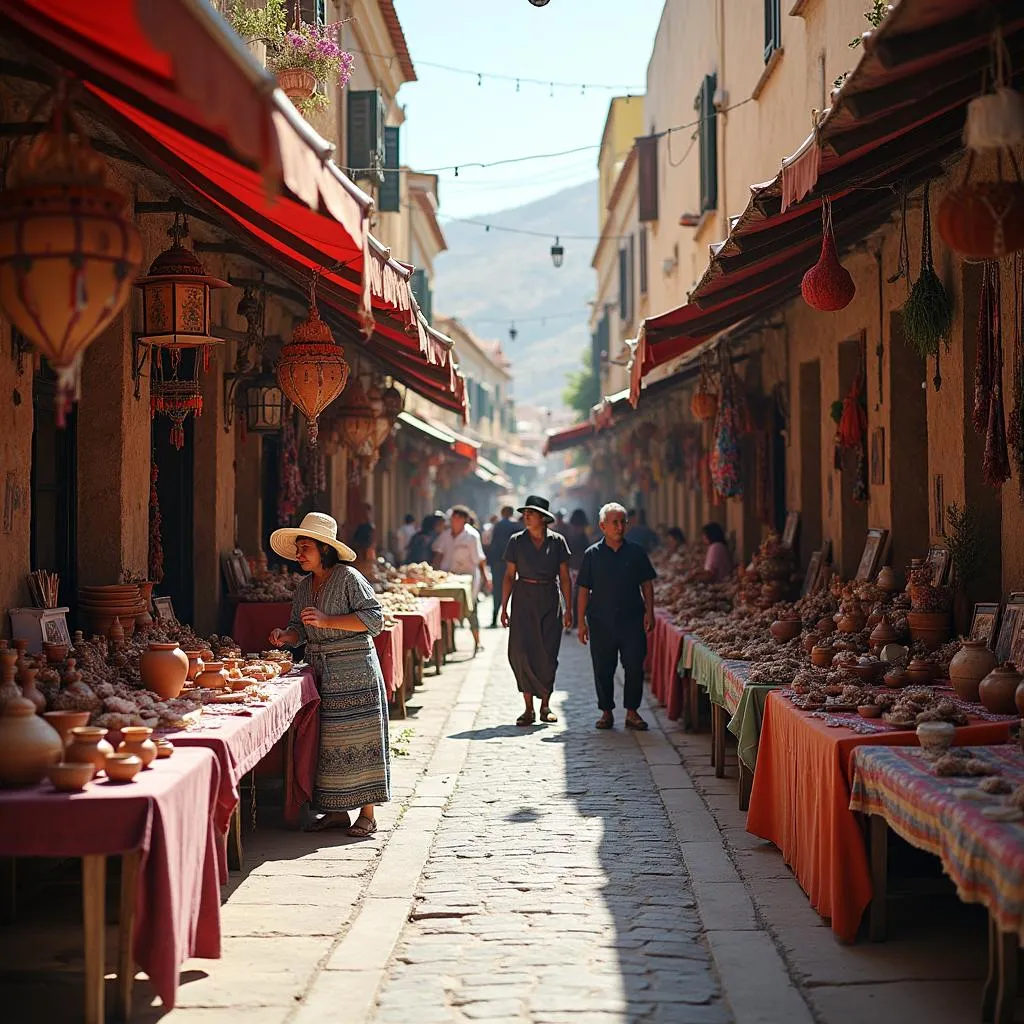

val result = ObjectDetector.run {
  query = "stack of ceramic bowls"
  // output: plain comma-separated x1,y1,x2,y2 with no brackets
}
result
78,585,144,638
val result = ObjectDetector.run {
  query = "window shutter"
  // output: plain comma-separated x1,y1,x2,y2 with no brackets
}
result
639,225,648,296
696,74,718,213
287,1,326,28
380,126,401,213
410,269,432,324
347,90,385,184
636,135,659,223
618,248,629,323
764,0,782,63
598,308,610,369
628,234,636,324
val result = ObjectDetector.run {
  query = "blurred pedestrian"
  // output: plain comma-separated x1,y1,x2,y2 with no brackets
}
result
564,509,591,631
432,505,489,655
488,505,519,629
625,508,659,553
406,513,444,566
686,522,733,583
396,514,417,562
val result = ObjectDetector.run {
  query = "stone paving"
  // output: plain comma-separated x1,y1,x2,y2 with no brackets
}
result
367,632,731,1024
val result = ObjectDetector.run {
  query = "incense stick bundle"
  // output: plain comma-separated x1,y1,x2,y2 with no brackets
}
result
28,570,59,609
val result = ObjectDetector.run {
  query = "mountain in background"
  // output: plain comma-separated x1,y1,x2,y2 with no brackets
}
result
432,181,597,412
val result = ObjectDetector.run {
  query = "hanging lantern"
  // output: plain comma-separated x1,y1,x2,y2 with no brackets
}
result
336,376,380,456
0,87,142,421
366,382,394,447
244,374,285,433
276,294,350,444
937,163,1024,259
151,375,203,450
381,383,403,420
135,215,228,348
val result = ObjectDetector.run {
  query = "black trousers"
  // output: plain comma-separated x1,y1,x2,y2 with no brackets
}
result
488,562,504,625
587,617,647,711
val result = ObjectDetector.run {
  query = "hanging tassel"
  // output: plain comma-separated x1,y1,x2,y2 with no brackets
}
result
973,263,994,433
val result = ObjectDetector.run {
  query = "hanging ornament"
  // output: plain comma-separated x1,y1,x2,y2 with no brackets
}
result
973,263,995,434
982,263,1011,488
0,82,142,422
277,411,307,524
963,31,1024,150
276,281,350,444
902,184,953,370
1009,254,1024,497
801,199,855,312
148,462,165,585
690,354,718,421
150,362,204,450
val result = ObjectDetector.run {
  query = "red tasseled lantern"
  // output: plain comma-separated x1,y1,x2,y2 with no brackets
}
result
802,201,855,312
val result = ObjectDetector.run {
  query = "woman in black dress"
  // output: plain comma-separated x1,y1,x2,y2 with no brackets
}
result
500,495,572,726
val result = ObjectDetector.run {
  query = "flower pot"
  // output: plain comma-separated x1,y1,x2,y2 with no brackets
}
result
196,661,229,690
276,68,317,102
980,663,1023,716
0,697,62,786
65,726,114,780
949,640,997,703
118,726,157,769
906,611,951,648
140,642,189,700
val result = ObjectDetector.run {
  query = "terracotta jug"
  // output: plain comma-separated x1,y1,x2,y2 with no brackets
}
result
0,696,63,786
196,661,229,690
182,650,205,683
979,663,1023,716
118,726,157,768
136,582,155,630
140,642,189,700
65,726,115,780
18,667,46,714
949,640,997,703
876,566,899,593
62,658,81,688
0,650,20,709
869,614,897,652
108,617,125,647
42,710,91,748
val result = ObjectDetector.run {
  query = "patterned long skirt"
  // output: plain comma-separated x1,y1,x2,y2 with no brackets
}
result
307,638,391,812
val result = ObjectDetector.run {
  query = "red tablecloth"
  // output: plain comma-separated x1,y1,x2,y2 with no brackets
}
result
438,597,463,622
646,610,685,721
395,597,442,659
374,622,404,698
746,689,1013,942
163,669,320,841
0,747,221,1008
230,601,291,655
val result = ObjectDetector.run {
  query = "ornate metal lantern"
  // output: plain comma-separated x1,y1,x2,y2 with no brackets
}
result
0,89,142,421
276,292,350,444
336,376,379,457
244,374,285,433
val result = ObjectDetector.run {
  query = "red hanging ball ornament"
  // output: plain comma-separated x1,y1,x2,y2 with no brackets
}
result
802,200,855,312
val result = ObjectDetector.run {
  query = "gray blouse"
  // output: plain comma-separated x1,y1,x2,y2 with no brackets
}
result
287,565,385,645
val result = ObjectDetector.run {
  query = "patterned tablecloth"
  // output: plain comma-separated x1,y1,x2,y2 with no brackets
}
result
849,744,1024,941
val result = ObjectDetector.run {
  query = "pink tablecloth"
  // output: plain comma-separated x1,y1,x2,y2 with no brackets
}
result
647,611,685,721
395,597,442,659
0,747,221,1008
438,597,462,622
231,601,291,655
374,622,404,699
163,669,320,840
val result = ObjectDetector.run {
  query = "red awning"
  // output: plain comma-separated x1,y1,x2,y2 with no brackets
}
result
543,422,595,456
630,0,1024,405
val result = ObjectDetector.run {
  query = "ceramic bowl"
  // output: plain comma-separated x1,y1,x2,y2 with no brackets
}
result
916,721,955,758
882,670,908,689
155,739,174,759
104,753,142,783
857,704,882,719
906,660,936,685
47,762,95,792
852,662,882,683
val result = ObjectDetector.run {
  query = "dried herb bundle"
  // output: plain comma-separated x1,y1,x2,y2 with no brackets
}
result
944,502,984,588
1009,253,1024,496
902,185,953,361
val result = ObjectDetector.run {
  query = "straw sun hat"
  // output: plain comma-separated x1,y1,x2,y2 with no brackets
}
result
269,512,357,563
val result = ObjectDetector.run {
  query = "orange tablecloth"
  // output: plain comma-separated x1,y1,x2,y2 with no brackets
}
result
746,689,1013,942
646,610,685,720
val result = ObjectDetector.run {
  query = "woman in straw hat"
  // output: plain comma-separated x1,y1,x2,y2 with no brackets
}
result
269,512,389,837
500,495,572,726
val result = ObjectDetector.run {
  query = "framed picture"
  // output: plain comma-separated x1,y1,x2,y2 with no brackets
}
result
221,550,250,596
801,551,822,597
870,427,885,486
855,528,889,582
925,545,952,587
970,602,1001,649
995,602,1024,665
152,596,177,625
781,511,800,550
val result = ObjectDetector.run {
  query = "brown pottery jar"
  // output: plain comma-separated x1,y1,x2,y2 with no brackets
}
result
979,663,1023,716
140,642,189,700
182,650,205,683
65,726,115,780
196,661,229,690
118,726,157,769
949,640,997,703
0,697,62,787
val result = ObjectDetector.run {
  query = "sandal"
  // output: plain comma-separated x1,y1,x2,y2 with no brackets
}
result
516,710,536,727
346,815,377,838
303,811,351,833
625,712,649,731
595,712,614,730
539,706,558,723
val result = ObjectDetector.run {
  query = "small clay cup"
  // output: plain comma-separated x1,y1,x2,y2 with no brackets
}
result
857,705,882,719
810,646,836,669
770,620,801,643
47,762,95,793
104,753,142,784
43,642,69,664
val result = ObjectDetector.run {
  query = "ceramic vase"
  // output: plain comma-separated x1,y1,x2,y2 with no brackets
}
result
183,650,205,683
18,667,46,714
949,640,997,703
979,663,1023,716
0,697,62,786
869,614,897,652
196,661,229,689
65,726,115,780
140,642,189,700
118,726,157,769
0,650,20,709
136,582,155,630
42,710,91,748
62,658,81,688
875,566,900,593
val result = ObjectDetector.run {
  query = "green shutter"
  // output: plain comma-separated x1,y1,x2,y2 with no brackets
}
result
380,126,401,213
411,269,432,324
764,0,782,62
347,90,385,184
697,74,718,213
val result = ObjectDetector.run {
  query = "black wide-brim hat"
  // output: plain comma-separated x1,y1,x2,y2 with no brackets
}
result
517,495,555,521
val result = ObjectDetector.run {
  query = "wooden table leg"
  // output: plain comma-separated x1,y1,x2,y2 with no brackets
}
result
228,802,243,872
868,815,888,942
433,638,443,674
680,674,692,732
283,722,296,827
116,850,141,1021
691,679,704,734
738,762,753,811
995,926,1018,1024
404,650,414,696
709,697,716,768
391,679,406,719
713,703,726,778
983,914,999,1021
412,650,423,687
82,854,107,1024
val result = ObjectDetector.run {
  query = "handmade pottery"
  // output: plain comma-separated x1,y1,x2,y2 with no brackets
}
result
802,631,823,654
196,661,229,690
118,726,157,768
108,617,126,647
136,582,155,630
906,658,936,685
810,645,836,669
837,612,866,634
857,704,882,718
42,710,91,748
869,614,897,652
155,738,174,759
18,667,46,714
917,721,955,757
906,611,951,647
43,642,68,664
949,640,997,703
0,650,20,708
104,753,142,784
880,643,909,664
0,697,62,786
852,661,882,683
882,669,908,689
65,726,115,780
47,761,94,793
62,658,81,688
979,663,1023,716
182,650,205,683
140,642,188,700
816,617,834,634
770,619,801,643
875,566,900,593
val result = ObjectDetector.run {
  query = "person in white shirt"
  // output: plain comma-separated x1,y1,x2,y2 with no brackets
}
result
396,514,417,563
432,504,490,655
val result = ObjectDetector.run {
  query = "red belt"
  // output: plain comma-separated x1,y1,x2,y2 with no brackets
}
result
517,577,555,585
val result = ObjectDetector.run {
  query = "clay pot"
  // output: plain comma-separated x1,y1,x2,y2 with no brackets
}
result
118,726,157,769
949,640,997,704
136,582,155,630
199,648,215,662
917,721,956,758
852,662,882,684
906,611,951,648
906,658,936,685
276,67,317,102
140,642,188,700
104,753,142,784
816,617,835,634
108,617,125,646
0,697,63,786
875,566,900,593
811,645,836,669
196,661,229,690
869,615,897,652
155,738,174,759
857,704,882,718
980,663,1023,716
882,669,908,689
183,650,205,683
62,658,81,688
43,642,68,664
802,631,823,654
837,612,866,634
47,761,94,792
65,726,115,780
42,710,91,748
18,667,46,714
770,620,801,643
0,650,20,708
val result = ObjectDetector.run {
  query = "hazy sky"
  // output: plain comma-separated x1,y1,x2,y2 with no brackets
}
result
389,0,664,220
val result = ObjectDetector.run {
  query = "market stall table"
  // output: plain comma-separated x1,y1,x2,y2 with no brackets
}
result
850,744,1024,1022
375,620,406,714
418,576,473,655
394,595,443,683
646,610,686,721
0,747,222,1022
747,689,1015,942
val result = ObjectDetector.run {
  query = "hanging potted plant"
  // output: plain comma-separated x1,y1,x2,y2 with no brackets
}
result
268,22,355,113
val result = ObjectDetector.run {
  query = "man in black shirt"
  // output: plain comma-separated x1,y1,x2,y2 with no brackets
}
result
487,505,519,628
577,501,657,730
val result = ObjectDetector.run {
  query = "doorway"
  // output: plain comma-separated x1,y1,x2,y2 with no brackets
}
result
798,360,823,565
153,417,195,627
838,338,869,577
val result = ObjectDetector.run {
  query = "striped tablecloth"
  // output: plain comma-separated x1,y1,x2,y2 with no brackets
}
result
849,743,1024,941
